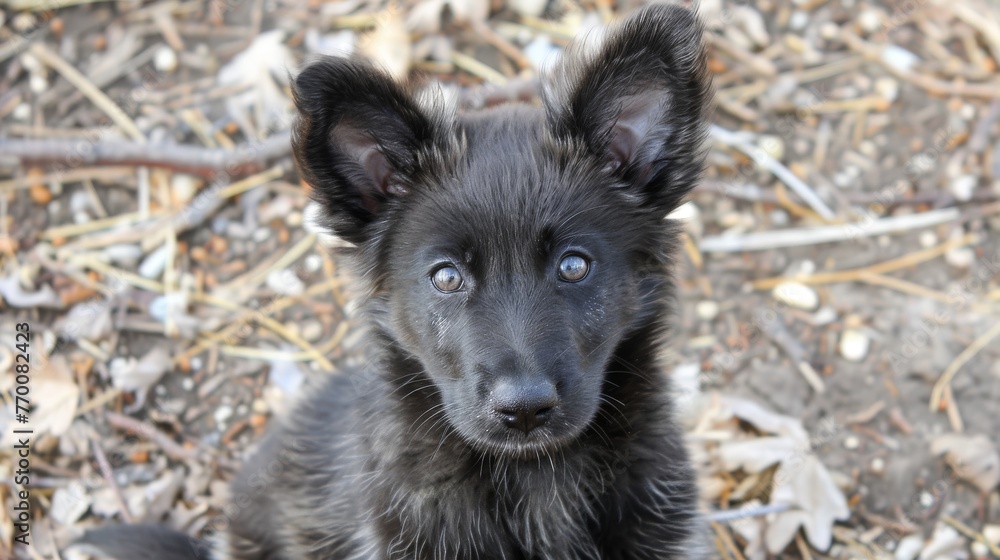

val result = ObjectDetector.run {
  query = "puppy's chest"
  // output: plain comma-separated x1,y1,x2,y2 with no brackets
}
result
471,462,604,559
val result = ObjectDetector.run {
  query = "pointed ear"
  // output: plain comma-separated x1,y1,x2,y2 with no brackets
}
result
292,57,451,244
544,5,711,213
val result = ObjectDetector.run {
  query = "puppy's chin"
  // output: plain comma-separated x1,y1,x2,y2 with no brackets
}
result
457,421,590,461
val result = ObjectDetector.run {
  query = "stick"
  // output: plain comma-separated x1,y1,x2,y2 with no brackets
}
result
89,437,135,523
0,133,291,179
751,232,978,289
700,207,961,253
29,43,145,142
710,125,837,220
104,411,199,462
930,320,1000,412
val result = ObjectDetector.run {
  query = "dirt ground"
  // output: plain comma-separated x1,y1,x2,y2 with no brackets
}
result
1,0,999,558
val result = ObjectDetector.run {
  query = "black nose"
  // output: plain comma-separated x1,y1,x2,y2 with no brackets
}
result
492,380,559,435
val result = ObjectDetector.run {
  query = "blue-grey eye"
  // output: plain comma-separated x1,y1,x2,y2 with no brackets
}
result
432,266,463,292
558,255,590,282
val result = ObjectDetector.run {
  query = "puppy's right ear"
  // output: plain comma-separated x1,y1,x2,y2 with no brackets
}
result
292,58,448,244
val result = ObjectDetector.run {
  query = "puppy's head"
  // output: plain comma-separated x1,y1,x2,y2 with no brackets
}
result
293,5,709,458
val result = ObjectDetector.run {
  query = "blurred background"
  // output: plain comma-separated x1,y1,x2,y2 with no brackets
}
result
0,0,999,557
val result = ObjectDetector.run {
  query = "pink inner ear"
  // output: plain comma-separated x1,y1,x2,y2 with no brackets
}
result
332,121,396,211
607,93,668,171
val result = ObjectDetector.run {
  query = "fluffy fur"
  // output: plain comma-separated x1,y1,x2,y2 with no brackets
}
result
75,5,712,559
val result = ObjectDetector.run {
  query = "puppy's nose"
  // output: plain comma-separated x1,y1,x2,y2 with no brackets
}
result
492,381,559,435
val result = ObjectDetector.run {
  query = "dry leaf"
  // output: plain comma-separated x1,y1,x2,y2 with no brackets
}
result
931,434,1000,493
767,454,850,552
29,355,80,438
110,347,172,410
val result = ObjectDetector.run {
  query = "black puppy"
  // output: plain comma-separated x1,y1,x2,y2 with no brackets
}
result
76,4,711,559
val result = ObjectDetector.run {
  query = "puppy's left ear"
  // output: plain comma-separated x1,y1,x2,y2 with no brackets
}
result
544,5,711,213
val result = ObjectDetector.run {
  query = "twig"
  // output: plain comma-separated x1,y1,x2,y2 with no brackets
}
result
940,513,1000,558
89,437,135,523
751,232,978,290
707,33,777,77
0,133,291,179
930,320,1000,412
755,309,826,393
707,502,793,522
104,411,199,462
710,125,836,221
700,207,961,253
28,43,145,142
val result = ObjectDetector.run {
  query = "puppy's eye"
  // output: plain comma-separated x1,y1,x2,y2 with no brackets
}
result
432,266,463,292
557,255,590,282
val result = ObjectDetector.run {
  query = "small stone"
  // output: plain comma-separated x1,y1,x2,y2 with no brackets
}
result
12,103,31,121
819,22,840,40
894,534,923,560
919,491,934,507
772,282,820,311
946,246,975,268
788,10,809,31
839,329,870,362
972,541,989,558
757,135,785,161
950,174,977,202
300,320,323,342
214,405,233,427
844,435,860,450
190,356,203,371
252,398,269,414
181,377,194,391
266,268,305,296
695,301,719,321
139,244,170,279
171,174,199,205
870,457,885,474
857,8,882,35
29,73,48,95
154,46,179,73
252,227,272,243
73,210,91,225
286,211,303,228
918,231,938,248
810,306,838,326
29,183,52,204
304,253,323,273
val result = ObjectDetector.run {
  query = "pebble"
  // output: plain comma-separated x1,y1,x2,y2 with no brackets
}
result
304,253,323,273
788,10,809,31
844,435,860,450
972,541,989,558
104,243,144,266
154,46,179,73
214,405,234,426
919,491,934,507
171,174,199,205
857,8,882,34
695,300,720,321
252,398,269,414
29,183,52,204
950,174,977,202
881,45,920,72
12,103,31,121
252,227,272,243
894,534,923,560
300,320,324,342
819,22,840,40
772,281,820,311
870,457,885,474
916,231,938,250
138,245,170,279
181,377,194,391
839,328,870,361
286,211,303,228
266,268,305,296
946,245,975,268
757,135,785,161
29,73,48,94
810,306,838,326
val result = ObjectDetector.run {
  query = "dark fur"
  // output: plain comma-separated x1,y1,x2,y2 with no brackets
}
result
75,5,711,559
